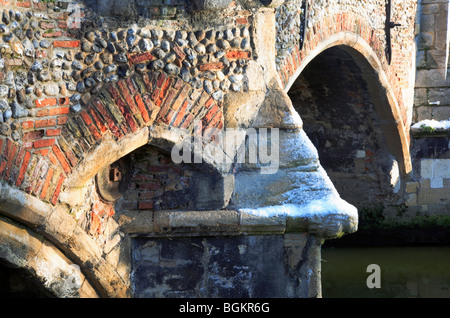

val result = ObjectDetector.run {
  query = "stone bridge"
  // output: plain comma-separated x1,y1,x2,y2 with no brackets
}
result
0,0,448,298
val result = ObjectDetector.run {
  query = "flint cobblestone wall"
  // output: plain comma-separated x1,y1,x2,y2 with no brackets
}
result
0,0,251,213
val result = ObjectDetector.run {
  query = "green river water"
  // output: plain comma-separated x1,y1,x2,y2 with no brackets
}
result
321,246,450,298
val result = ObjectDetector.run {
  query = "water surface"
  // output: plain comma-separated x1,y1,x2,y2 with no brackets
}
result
321,246,450,298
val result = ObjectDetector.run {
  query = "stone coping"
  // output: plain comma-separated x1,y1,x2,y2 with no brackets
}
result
116,208,358,240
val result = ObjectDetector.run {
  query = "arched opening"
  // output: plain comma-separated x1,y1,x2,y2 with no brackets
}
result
106,143,233,215
288,45,402,228
0,263,55,298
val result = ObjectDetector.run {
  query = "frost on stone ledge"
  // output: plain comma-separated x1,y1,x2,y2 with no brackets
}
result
238,194,358,238
239,194,357,220
411,118,450,134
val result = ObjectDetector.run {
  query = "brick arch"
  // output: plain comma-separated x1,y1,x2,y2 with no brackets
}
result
0,69,224,297
0,71,222,208
276,14,412,174
0,180,131,297
61,70,224,189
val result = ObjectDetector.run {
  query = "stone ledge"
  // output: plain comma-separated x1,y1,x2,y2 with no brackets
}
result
116,207,357,239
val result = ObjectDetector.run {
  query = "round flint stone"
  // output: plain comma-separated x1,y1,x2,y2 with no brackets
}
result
70,103,82,113
92,43,103,53
0,24,10,35
84,77,96,88
164,52,176,63
105,64,117,74
164,63,180,75
3,109,12,122
224,29,234,40
0,99,8,111
151,29,163,39
11,102,28,118
181,68,191,82
30,61,43,72
150,59,165,70
126,34,137,48
152,48,166,59
85,31,95,42
206,44,216,54
203,80,212,94
76,81,85,93
39,39,51,48
161,40,171,53
135,63,146,73
212,90,223,101
70,93,81,103
194,44,205,54
0,85,8,97
138,38,153,51
81,40,92,52
94,61,104,70
97,37,108,48
114,53,128,63
216,39,230,50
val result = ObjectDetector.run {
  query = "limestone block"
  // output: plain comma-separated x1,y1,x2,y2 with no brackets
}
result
0,181,51,228
428,88,450,106
414,88,427,106
435,159,450,178
421,159,434,178
116,210,154,234
430,178,443,188
104,235,131,285
436,4,450,30
421,3,440,14
96,0,137,17
192,0,233,11
153,210,240,235
414,106,432,121
405,181,419,193
426,50,448,69
415,50,427,69
420,14,435,32
418,188,449,205
239,211,286,234
0,218,42,269
416,69,450,87
416,32,434,50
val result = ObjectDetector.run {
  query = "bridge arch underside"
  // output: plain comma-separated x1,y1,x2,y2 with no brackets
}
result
0,215,100,298
288,45,404,211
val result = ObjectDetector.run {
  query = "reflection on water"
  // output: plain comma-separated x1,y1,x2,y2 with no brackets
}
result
321,246,450,298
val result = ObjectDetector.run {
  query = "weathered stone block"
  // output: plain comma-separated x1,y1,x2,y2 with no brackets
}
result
428,88,450,106
418,188,449,205
420,14,436,32
405,193,417,206
406,181,419,193
132,234,321,297
421,3,440,14
426,49,448,69
415,69,450,87
429,106,450,121
416,32,434,50
192,0,233,11
414,106,432,121
421,159,434,178
414,88,427,106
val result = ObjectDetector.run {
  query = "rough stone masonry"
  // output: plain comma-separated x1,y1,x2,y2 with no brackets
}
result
0,0,446,298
